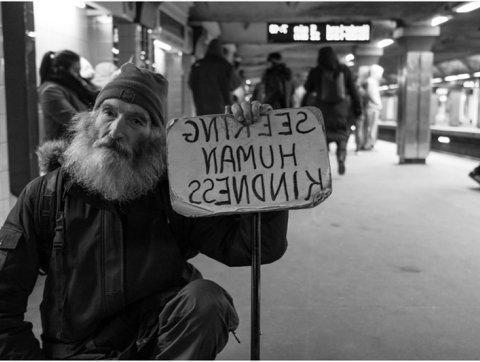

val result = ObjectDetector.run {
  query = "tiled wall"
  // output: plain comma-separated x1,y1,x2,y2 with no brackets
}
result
34,1,114,78
33,2,90,76
0,6,11,224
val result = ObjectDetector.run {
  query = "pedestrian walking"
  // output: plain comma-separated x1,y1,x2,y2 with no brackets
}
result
261,52,294,109
188,39,241,115
303,46,362,175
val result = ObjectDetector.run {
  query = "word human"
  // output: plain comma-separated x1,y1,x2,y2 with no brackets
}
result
179,110,324,207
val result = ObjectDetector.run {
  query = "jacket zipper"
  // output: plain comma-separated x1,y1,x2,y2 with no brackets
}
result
100,209,107,313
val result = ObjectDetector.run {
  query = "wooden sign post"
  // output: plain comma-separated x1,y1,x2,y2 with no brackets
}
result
166,107,332,359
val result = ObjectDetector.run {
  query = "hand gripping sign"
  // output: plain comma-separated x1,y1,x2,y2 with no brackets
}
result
167,107,332,217
166,106,332,359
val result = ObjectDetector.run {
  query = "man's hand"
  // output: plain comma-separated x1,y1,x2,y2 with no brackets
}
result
225,101,273,125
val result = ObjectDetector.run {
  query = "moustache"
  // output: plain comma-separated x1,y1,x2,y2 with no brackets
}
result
93,136,132,159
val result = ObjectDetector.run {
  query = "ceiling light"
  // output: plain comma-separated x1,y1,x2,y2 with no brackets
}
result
454,1,480,13
74,0,86,9
345,53,355,62
97,15,112,24
474,72,480,77
436,88,449,95
154,40,172,51
445,73,470,81
463,80,476,88
379,85,389,91
111,47,119,55
456,73,470,80
438,136,450,144
388,84,399,90
246,79,251,85
430,15,451,27
377,38,394,48
432,78,443,83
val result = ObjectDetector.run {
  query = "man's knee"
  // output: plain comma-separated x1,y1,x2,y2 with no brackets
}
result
180,279,236,321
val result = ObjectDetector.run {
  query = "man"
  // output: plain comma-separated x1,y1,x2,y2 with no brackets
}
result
0,63,288,359
261,52,294,109
188,38,241,115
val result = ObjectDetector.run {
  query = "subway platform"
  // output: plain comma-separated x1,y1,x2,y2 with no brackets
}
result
25,140,480,360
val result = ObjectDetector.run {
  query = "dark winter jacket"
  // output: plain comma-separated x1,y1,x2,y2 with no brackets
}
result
0,160,288,358
262,63,294,109
38,81,92,142
304,64,361,142
188,44,240,115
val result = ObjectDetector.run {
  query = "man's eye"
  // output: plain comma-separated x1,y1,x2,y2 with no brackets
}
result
131,118,145,126
102,108,115,117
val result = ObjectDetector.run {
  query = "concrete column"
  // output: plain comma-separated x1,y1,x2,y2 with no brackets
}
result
473,85,480,129
447,88,463,126
0,5,12,223
117,23,142,66
394,25,440,164
354,44,384,69
182,54,195,116
1,2,39,195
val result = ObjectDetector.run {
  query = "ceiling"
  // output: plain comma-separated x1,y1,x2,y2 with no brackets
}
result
189,1,480,82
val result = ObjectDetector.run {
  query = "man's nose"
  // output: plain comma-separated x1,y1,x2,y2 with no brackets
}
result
109,115,127,138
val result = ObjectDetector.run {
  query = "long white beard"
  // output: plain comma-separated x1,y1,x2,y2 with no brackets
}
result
63,111,166,202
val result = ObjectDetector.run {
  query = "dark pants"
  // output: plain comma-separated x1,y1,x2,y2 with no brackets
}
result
71,279,239,360
327,138,347,165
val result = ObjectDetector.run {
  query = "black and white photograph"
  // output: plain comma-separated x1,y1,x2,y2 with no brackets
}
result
0,0,480,360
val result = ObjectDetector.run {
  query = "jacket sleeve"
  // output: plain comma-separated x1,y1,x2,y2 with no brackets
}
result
186,210,288,267
304,68,315,93
344,67,362,117
0,178,44,359
39,85,77,129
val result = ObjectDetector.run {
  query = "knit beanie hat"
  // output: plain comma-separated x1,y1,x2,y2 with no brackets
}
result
94,63,168,126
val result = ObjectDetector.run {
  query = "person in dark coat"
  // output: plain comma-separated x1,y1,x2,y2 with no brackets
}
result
188,39,241,115
261,52,294,109
0,63,287,360
303,46,362,175
38,50,98,142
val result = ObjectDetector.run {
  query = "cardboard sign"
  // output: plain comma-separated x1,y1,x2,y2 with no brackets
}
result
166,107,332,217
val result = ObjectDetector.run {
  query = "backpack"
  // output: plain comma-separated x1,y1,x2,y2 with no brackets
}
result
36,168,67,274
320,70,346,104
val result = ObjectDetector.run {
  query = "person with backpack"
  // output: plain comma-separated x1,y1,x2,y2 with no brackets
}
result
303,47,362,175
261,52,294,109
0,63,288,359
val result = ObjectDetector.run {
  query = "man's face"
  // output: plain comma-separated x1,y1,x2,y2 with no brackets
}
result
94,98,153,161
63,98,166,202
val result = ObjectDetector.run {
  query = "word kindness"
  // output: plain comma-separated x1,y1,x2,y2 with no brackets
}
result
167,107,332,217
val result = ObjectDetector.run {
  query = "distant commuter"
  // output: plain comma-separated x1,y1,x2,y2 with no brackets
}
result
261,52,294,109
38,50,98,142
353,66,370,151
362,64,384,150
303,46,361,175
188,39,240,115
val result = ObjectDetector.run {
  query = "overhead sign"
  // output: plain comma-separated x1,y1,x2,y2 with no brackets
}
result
167,107,332,217
267,22,370,43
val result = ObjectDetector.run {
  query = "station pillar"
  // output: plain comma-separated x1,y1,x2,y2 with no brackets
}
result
394,25,440,164
354,44,384,69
